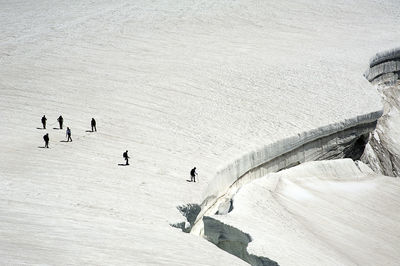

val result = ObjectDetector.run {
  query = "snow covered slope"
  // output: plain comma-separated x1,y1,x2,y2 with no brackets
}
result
205,159,400,265
1,0,400,264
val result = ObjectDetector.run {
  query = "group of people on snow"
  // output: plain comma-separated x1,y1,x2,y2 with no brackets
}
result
40,116,197,179
40,115,96,147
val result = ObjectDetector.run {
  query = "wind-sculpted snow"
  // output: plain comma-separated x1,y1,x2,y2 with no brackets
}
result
1,0,400,264
205,160,400,265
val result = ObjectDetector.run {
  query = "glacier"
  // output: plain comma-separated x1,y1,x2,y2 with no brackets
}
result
1,0,400,265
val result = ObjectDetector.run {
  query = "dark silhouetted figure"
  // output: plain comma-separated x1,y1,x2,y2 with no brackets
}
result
41,115,47,129
190,167,197,182
66,127,72,142
123,150,129,165
57,115,64,129
43,133,49,148
91,118,97,132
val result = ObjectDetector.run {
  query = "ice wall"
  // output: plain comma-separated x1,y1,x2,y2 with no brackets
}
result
370,48,400,68
362,47,400,176
191,112,381,235
365,47,400,85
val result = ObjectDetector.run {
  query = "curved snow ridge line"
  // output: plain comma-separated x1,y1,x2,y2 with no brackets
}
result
191,111,382,234
365,47,400,82
369,47,400,68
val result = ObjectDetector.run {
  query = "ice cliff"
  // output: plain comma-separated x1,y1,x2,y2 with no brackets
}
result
362,47,400,176
191,112,381,236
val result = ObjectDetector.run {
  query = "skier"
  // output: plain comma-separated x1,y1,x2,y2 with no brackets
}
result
91,118,97,132
41,115,47,129
66,127,72,142
123,150,129,165
43,133,49,148
190,167,198,182
57,115,64,129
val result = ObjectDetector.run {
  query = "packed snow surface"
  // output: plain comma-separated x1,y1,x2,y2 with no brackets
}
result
211,159,400,265
1,0,400,264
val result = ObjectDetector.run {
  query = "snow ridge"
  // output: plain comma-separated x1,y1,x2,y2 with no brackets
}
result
191,111,381,236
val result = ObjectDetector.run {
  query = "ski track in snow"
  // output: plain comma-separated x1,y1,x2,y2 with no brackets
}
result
0,0,400,264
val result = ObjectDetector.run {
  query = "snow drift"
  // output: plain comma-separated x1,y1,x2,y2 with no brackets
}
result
203,159,400,265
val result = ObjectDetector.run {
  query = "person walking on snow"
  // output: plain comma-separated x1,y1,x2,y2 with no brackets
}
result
66,127,72,142
123,150,130,165
57,115,64,129
43,133,49,148
91,118,97,132
41,115,47,129
190,167,198,182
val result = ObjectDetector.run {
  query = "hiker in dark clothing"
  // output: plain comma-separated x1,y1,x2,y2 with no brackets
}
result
43,133,49,148
190,167,197,182
91,118,97,132
41,115,47,129
57,115,63,129
123,150,129,165
66,127,72,142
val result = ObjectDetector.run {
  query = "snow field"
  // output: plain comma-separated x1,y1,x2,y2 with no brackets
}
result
1,0,400,264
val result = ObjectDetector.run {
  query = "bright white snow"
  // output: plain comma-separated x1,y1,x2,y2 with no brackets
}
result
211,159,400,265
1,0,400,264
